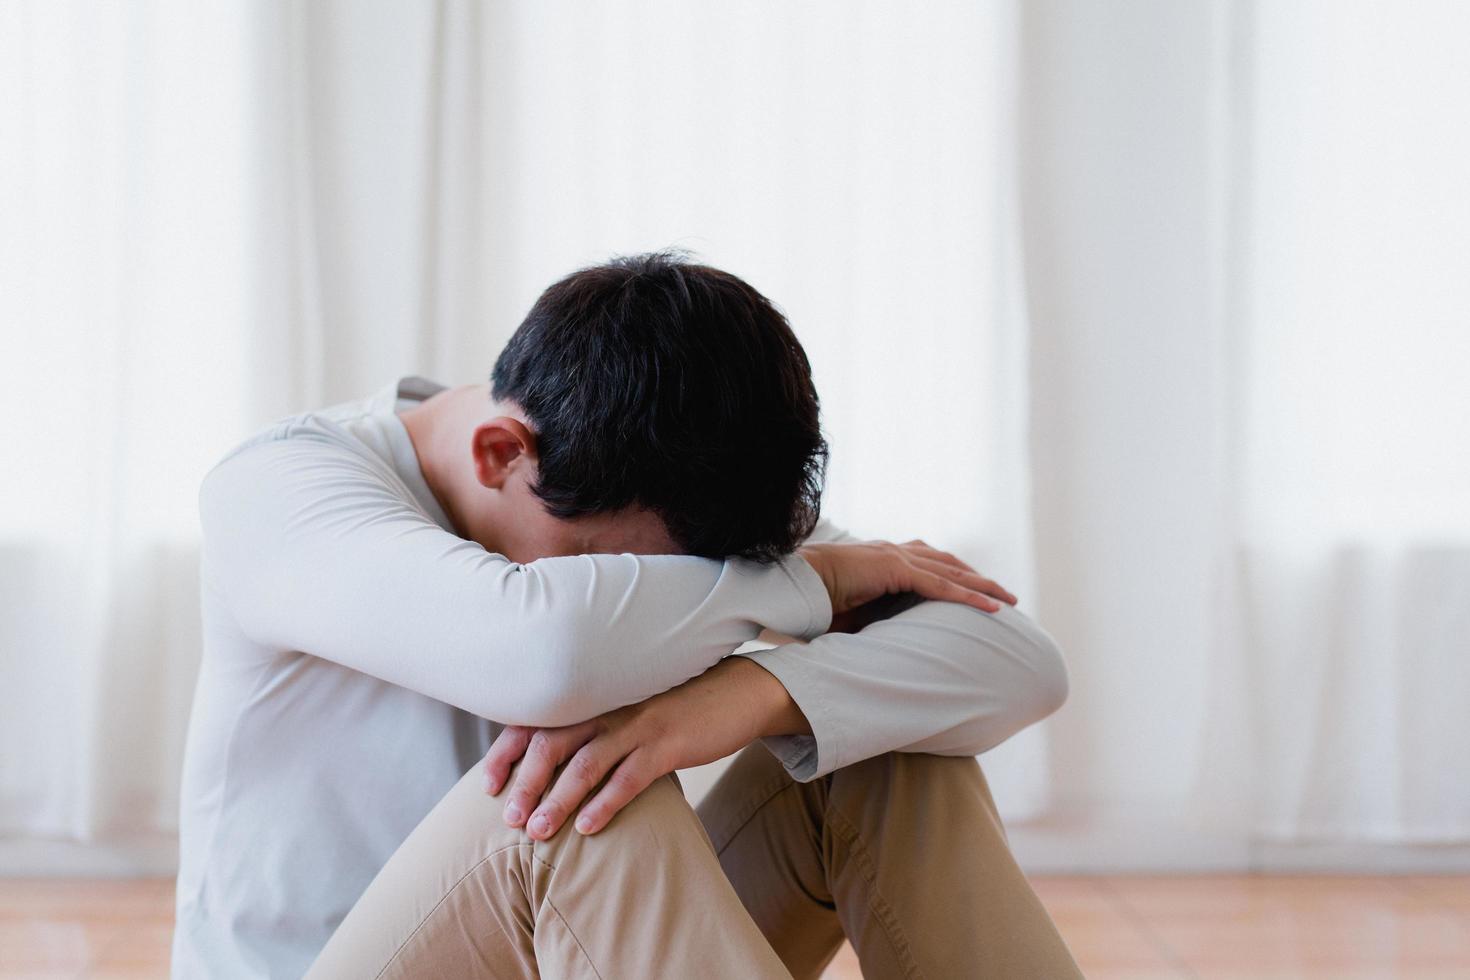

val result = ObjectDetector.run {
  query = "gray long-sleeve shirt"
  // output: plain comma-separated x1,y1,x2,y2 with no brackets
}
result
171,374,1069,978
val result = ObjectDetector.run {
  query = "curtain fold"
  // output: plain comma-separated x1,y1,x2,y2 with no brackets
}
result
1019,0,1470,864
9,0,1462,869
1,1,253,839
2,0,1047,849
1197,0,1470,844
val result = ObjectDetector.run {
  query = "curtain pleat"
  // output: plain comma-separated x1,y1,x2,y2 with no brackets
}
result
1,0,1047,850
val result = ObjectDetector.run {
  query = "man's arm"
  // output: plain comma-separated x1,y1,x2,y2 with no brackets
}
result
482,516,1061,838
482,655,807,837
199,425,832,727
739,515,1070,781
201,426,1003,730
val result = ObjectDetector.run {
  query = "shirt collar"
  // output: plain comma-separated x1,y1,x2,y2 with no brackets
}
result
376,375,456,533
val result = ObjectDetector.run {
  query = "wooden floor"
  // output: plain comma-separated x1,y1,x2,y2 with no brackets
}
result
1,876,1467,978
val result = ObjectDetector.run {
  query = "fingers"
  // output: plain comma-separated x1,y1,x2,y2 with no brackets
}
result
485,710,674,840
902,540,993,583
899,549,1017,608
911,555,1018,606
571,749,662,836
900,541,1017,606
904,556,1004,612
500,723,596,829
525,737,625,840
482,725,534,796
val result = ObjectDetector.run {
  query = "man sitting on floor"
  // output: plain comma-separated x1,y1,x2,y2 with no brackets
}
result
172,252,1082,978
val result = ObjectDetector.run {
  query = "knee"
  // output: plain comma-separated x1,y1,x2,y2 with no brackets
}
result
529,775,717,875
481,748,699,849
827,751,1000,827
831,749,984,793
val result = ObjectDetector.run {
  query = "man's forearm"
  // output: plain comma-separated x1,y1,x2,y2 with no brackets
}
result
710,655,813,739
745,599,1069,782
480,536,1018,837
480,653,812,840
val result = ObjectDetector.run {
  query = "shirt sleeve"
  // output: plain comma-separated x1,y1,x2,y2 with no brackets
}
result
197,421,833,727
736,515,1070,781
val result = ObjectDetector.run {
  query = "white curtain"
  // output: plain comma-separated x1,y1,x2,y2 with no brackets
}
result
1017,0,1470,870
1201,0,1470,843
1,3,253,845
1,0,1046,860
6,0,1467,873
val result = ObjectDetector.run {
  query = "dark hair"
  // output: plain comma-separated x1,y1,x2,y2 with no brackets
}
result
490,251,828,563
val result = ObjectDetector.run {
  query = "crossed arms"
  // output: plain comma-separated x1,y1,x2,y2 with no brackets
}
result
199,427,1069,831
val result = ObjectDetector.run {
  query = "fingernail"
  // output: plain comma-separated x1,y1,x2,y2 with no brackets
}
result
530,813,551,837
503,803,523,825
575,814,594,834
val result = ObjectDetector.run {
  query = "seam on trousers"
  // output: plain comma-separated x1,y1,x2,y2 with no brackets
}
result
543,895,605,980
824,805,924,980
708,769,800,857
375,841,533,980
713,776,836,910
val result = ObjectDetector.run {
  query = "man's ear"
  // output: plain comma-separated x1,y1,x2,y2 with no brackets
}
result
471,417,538,490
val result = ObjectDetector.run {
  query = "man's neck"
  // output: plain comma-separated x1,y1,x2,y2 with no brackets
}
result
398,384,491,541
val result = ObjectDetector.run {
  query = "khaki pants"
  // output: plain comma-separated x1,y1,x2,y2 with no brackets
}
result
306,745,1082,979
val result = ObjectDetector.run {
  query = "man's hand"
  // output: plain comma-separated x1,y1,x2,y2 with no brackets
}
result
483,657,807,839
798,538,1017,618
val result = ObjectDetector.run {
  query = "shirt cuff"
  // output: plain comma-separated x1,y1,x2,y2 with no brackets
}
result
734,642,844,783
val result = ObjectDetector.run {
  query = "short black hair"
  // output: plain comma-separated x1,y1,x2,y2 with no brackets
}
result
490,251,828,563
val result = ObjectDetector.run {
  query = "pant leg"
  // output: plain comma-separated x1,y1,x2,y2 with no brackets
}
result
307,759,792,980
697,744,1084,980
695,747,847,979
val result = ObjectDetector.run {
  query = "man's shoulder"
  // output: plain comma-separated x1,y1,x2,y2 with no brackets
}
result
209,407,357,472
207,377,412,474
198,410,395,524
197,375,445,527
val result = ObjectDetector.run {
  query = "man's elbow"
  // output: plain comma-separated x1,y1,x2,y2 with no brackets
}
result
980,624,1070,739
1022,631,1070,723
490,620,600,728
512,693,597,729
495,673,597,729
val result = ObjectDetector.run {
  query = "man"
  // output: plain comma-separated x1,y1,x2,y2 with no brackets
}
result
173,253,1082,978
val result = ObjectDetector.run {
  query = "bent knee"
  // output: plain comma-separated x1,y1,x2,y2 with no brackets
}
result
537,770,694,847
479,756,699,853
835,749,982,784
829,751,995,809
524,770,725,881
